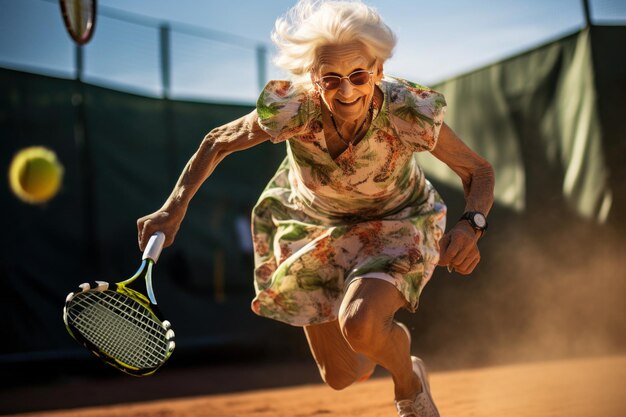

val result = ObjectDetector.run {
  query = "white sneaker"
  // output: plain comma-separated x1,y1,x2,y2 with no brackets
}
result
395,356,440,417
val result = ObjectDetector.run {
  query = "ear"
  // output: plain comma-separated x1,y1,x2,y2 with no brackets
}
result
374,61,384,83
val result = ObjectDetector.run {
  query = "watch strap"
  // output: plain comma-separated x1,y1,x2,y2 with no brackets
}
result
460,211,488,235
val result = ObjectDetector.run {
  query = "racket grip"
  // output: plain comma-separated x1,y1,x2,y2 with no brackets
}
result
143,232,166,263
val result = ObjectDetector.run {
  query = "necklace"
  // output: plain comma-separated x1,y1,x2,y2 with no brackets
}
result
329,102,373,153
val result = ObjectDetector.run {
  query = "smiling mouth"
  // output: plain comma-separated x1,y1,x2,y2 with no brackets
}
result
336,97,361,105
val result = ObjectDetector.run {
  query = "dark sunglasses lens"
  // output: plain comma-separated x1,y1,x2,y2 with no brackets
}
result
349,71,370,85
320,77,340,90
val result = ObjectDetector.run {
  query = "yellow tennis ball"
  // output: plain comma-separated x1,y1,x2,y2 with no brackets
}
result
8,146,64,204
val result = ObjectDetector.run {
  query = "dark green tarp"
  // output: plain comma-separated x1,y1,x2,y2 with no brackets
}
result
0,71,291,356
427,28,612,223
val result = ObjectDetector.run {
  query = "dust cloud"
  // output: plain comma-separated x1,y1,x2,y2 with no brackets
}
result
406,217,626,371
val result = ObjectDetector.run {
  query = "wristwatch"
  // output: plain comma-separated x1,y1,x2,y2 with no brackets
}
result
460,211,488,236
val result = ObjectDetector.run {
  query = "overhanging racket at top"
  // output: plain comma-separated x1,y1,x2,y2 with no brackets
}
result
63,232,175,376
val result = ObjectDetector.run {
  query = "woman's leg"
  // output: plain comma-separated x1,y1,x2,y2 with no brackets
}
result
339,278,421,401
304,319,376,390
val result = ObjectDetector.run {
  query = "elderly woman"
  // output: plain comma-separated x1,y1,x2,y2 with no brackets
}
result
137,1,494,416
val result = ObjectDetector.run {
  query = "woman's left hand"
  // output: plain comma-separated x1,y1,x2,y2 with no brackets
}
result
430,123,494,276
437,221,481,275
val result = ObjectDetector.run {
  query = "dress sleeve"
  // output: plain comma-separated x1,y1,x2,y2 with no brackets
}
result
387,78,447,152
256,80,312,144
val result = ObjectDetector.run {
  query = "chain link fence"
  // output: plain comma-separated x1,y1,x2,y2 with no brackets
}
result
0,0,624,102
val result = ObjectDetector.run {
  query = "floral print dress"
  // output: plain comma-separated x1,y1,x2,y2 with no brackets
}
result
251,76,447,326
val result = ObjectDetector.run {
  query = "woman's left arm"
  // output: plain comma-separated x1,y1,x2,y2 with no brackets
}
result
430,123,495,275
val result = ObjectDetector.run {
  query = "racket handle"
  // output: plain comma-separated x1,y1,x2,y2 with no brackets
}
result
143,232,166,263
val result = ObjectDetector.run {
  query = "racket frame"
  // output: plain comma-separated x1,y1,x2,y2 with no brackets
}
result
63,232,175,377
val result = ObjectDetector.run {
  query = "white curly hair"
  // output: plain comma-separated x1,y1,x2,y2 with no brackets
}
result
272,0,397,91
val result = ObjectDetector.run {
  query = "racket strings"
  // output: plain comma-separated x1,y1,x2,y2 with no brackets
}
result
69,291,166,348
87,290,163,339
69,293,167,367
75,305,165,367
71,291,164,342
73,299,166,364
67,291,169,369
69,299,166,368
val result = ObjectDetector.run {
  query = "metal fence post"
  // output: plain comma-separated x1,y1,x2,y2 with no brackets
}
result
73,43,99,277
75,44,83,81
160,23,177,185
160,24,171,99
256,44,267,92
582,0,592,28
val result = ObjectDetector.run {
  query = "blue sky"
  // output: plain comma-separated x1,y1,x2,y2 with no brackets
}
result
1,0,622,103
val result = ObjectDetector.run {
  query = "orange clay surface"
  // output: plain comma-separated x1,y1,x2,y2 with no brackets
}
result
8,355,626,417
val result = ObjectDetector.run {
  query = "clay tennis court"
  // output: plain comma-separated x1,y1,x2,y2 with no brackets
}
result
5,354,625,417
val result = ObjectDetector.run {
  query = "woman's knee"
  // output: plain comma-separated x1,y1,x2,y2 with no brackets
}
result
339,301,388,352
338,280,404,351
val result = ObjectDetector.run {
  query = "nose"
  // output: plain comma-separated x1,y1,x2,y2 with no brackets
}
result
338,77,354,96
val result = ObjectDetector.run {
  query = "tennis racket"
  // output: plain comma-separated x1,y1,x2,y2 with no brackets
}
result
59,0,97,45
63,232,175,376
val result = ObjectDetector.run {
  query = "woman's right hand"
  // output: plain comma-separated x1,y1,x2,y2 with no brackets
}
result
137,205,186,251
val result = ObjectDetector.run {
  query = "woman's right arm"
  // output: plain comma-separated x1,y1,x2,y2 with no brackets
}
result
137,109,271,250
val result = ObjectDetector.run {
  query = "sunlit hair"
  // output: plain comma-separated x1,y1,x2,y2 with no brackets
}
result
272,0,396,92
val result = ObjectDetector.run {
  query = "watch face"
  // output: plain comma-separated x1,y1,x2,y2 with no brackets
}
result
472,213,487,228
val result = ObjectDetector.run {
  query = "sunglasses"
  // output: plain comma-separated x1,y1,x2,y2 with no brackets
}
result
316,70,373,91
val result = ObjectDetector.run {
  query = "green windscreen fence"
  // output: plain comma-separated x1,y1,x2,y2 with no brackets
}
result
0,71,290,356
425,27,614,224
1,26,625,367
